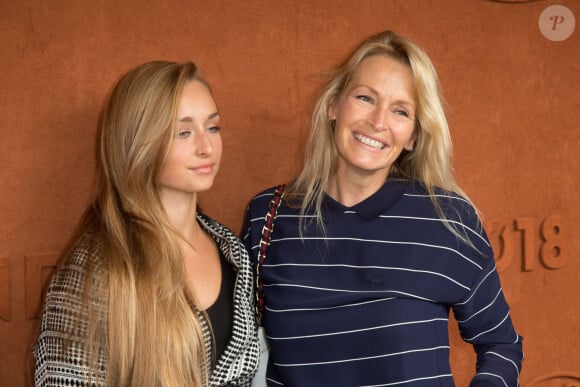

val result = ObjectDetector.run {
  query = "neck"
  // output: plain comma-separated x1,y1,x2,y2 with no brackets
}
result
327,168,389,207
159,189,200,243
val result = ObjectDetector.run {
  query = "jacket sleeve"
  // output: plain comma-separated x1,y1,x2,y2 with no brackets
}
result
33,240,107,386
241,203,255,266
241,191,271,272
452,241,523,386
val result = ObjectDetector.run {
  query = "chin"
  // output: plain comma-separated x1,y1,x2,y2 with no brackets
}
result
193,182,216,193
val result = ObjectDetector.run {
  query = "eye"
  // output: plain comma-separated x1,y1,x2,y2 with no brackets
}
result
207,126,221,133
177,130,191,139
394,109,409,118
356,95,374,104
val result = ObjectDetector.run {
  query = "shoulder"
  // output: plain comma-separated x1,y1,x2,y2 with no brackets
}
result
245,185,285,216
400,181,491,256
37,232,105,345
400,181,479,222
197,213,249,255
401,180,467,204
35,233,107,385
198,213,237,238
197,213,250,260
49,232,103,297
248,185,282,204
61,232,101,269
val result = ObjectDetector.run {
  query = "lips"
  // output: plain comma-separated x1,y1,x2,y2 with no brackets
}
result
189,164,215,174
353,133,386,150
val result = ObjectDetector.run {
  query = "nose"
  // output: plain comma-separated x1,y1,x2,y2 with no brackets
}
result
369,107,388,131
194,131,213,157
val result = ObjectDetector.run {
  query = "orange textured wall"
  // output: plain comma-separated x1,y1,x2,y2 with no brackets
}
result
1,1,578,385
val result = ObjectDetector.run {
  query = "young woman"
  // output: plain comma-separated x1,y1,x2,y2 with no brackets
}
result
34,61,259,386
243,31,523,386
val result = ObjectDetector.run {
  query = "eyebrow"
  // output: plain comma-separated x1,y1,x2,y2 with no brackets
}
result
178,112,220,123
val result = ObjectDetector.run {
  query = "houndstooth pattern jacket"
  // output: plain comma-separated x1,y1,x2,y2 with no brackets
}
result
33,213,260,386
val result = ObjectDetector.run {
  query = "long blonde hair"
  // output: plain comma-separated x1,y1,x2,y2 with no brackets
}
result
76,61,211,386
290,30,471,235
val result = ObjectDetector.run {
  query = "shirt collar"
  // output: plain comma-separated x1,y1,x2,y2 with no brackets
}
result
323,177,409,220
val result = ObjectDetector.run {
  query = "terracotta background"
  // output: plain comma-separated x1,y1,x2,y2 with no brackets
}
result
1,0,578,385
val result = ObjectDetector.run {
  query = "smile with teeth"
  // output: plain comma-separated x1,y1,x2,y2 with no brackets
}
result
353,133,386,150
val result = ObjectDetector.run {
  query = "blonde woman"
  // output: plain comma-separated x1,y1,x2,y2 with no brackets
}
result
34,61,259,386
243,31,522,386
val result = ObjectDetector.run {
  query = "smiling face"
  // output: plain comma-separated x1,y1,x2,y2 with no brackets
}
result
329,54,416,186
157,80,222,200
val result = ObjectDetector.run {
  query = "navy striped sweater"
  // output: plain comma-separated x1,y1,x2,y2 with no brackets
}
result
242,179,522,386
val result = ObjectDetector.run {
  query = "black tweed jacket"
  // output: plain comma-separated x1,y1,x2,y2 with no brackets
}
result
33,213,259,386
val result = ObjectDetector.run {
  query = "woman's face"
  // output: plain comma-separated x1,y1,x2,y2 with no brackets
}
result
157,80,222,199
330,55,416,185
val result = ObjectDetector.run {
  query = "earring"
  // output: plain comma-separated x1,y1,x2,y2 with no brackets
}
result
405,142,414,151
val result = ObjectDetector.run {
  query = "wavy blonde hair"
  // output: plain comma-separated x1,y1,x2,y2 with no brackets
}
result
290,30,472,236
76,61,211,386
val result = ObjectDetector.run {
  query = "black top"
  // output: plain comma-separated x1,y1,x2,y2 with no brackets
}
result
206,246,235,363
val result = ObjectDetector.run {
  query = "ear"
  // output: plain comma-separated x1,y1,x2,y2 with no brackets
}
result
328,108,336,121
404,137,415,151
328,96,338,121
